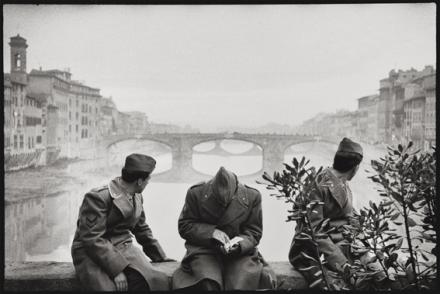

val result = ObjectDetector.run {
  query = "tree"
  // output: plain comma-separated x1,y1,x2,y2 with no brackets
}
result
369,143,437,289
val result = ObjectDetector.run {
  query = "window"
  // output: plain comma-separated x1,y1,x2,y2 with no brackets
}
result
36,136,42,144
14,135,18,149
76,125,79,132
20,135,24,149
15,53,21,68
69,112,71,120
69,125,72,132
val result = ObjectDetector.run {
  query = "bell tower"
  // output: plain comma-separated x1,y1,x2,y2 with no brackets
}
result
9,34,28,84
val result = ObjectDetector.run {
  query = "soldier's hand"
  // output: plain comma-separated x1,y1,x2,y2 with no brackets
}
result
114,271,128,291
226,243,241,257
212,229,230,246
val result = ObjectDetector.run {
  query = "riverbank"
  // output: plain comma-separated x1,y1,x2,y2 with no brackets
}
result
5,158,95,203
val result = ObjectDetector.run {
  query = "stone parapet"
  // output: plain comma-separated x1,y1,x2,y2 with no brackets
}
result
5,261,307,291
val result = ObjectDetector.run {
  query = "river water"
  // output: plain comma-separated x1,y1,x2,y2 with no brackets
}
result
5,140,388,262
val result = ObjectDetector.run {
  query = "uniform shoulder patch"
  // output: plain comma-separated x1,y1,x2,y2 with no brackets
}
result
190,181,205,189
91,185,107,193
244,184,260,193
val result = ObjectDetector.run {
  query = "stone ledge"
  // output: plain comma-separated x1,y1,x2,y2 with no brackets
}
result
5,261,307,291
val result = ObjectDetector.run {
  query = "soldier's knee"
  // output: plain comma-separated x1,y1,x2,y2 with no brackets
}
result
197,279,221,291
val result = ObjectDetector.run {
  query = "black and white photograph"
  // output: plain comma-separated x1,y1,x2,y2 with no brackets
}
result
3,2,437,291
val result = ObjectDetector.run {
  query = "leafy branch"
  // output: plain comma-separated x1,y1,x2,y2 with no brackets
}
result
258,157,340,289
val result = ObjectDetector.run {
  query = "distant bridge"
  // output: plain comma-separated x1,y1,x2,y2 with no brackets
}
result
99,133,337,181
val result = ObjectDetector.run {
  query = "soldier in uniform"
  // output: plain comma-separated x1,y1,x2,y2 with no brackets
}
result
288,137,366,288
172,166,277,291
71,153,174,291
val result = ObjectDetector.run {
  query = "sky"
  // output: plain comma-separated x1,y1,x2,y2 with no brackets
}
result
3,4,436,131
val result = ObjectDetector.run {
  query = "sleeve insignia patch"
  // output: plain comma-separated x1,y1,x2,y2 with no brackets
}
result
86,213,98,228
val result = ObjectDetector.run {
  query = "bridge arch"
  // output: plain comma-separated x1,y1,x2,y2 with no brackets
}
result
106,137,174,151
99,133,317,181
191,137,264,153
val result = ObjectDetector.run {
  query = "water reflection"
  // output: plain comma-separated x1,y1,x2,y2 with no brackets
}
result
5,141,388,262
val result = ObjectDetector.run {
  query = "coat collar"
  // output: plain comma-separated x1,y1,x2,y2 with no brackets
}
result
108,177,141,219
201,182,249,226
321,168,349,210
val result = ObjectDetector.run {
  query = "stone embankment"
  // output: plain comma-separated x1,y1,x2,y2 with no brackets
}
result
5,261,307,291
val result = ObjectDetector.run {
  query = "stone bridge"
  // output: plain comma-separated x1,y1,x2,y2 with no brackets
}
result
100,133,335,181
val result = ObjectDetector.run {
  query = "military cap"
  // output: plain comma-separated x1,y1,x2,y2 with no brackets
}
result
336,137,363,157
211,166,238,207
123,153,156,173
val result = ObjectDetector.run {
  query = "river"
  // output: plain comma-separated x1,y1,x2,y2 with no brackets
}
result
5,140,388,262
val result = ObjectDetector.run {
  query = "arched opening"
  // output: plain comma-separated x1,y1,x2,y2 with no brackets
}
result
107,139,172,174
192,139,263,176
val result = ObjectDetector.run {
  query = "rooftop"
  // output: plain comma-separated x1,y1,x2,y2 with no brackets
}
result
29,69,100,92
9,34,28,47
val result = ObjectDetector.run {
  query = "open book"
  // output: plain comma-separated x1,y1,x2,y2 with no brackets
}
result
223,236,243,253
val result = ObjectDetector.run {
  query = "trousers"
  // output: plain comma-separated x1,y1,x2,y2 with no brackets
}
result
124,267,151,291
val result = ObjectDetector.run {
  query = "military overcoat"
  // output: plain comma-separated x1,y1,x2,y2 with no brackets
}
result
288,167,354,272
71,177,169,291
172,181,277,290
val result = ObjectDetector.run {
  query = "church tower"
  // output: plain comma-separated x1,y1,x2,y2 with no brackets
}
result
9,34,28,84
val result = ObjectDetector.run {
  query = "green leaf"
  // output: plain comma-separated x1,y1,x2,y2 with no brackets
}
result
395,238,404,250
297,265,318,271
382,200,394,207
299,156,305,169
299,232,312,239
420,251,430,261
293,158,299,168
314,270,322,277
407,217,417,227
390,212,400,220
300,251,318,262
375,251,384,261
368,256,378,263
309,278,323,288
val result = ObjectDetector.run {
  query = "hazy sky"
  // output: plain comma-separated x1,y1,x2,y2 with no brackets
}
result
3,4,436,131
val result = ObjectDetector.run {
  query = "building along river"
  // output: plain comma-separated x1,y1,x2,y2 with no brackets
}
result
5,140,388,262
